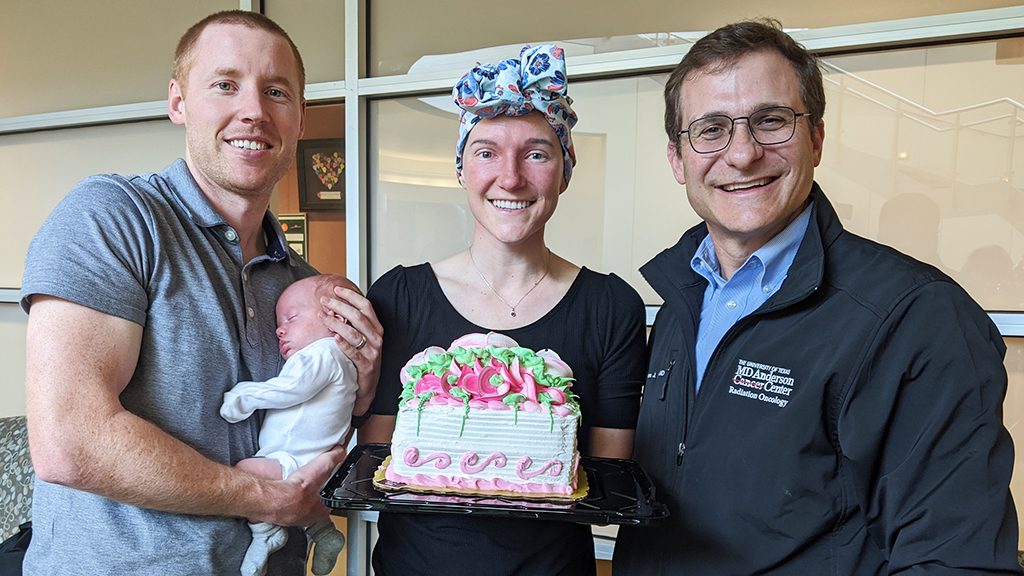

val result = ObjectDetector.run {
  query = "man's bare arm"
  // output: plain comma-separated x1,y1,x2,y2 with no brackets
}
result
25,296,342,526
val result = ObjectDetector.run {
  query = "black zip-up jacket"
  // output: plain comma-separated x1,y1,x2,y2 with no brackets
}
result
614,185,1018,575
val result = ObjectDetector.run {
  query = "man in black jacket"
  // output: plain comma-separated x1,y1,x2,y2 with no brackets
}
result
614,19,1019,575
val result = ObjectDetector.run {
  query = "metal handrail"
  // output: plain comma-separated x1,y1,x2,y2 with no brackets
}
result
823,60,1024,123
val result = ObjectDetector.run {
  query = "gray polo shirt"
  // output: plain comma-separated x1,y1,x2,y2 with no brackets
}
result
21,159,316,575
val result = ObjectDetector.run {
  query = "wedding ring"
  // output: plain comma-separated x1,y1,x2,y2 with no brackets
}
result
354,335,367,350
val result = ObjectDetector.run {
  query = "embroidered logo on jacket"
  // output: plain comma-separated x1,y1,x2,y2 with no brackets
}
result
729,358,795,408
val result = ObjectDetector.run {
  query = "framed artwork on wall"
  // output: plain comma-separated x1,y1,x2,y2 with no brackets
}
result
277,213,308,259
296,138,345,211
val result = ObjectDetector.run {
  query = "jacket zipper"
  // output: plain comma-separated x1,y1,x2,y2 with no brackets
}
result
673,315,750,469
659,358,676,401
679,282,821,468
655,355,687,466
676,357,693,468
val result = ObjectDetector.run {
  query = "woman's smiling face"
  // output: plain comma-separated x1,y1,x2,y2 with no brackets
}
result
461,112,566,247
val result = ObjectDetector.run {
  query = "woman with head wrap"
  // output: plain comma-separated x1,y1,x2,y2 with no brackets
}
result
359,45,647,575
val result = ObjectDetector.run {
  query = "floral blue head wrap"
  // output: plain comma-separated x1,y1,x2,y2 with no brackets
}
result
453,44,578,183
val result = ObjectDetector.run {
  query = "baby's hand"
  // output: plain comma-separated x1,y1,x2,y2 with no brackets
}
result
219,390,252,423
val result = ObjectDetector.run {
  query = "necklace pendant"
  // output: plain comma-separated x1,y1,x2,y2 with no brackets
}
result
468,246,550,322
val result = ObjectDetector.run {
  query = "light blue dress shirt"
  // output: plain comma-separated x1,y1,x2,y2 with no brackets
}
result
691,203,813,392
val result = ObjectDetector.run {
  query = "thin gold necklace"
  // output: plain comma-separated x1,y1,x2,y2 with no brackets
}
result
468,247,551,318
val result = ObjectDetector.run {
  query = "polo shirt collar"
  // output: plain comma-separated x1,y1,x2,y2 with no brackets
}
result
163,159,289,261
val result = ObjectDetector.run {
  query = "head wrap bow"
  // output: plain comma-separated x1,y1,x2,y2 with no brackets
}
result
453,44,578,183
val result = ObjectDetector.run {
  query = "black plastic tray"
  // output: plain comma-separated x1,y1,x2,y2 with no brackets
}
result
321,443,668,526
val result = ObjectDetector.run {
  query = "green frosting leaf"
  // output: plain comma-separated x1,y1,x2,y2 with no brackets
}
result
445,387,471,437
502,393,525,405
399,387,416,404
450,347,476,366
415,391,436,435
540,393,555,432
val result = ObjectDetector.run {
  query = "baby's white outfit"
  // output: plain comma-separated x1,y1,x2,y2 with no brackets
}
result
221,337,357,576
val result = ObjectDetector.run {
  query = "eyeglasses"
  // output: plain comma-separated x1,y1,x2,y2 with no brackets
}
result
677,106,812,154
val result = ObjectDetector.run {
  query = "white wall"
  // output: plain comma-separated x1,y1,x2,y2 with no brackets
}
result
0,120,185,287
0,304,26,418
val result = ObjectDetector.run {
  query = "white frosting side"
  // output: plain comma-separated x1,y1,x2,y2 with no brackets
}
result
389,400,579,494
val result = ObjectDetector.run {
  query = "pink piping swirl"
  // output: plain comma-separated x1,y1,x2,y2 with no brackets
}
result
403,447,452,469
515,456,564,480
459,451,508,474
384,466,575,495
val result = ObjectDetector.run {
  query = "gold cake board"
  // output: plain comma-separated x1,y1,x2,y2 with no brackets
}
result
372,455,590,503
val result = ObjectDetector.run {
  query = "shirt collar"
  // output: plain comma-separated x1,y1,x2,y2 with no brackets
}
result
690,201,813,291
757,202,813,294
163,159,225,228
262,212,289,261
691,235,725,288
163,159,288,261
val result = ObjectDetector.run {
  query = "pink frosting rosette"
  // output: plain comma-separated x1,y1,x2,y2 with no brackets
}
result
455,357,511,400
412,372,451,397
498,355,537,401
